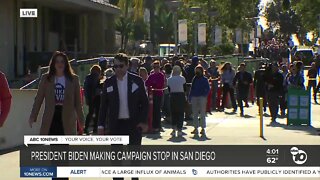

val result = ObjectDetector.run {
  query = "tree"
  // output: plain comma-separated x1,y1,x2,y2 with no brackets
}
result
175,0,259,55
115,0,146,51
292,0,320,41
264,0,303,40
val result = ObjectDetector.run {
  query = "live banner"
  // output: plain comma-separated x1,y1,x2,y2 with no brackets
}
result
20,145,320,178
198,23,206,45
178,19,188,45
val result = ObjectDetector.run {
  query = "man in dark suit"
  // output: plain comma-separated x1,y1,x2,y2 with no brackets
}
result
233,63,253,117
98,53,148,180
98,53,148,143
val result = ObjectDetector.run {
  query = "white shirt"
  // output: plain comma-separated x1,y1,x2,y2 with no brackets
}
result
117,73,130,119
167,75,186,93
54,76,65,105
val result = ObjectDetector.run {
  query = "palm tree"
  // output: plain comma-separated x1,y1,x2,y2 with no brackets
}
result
116,0,145,51
154,1,175,44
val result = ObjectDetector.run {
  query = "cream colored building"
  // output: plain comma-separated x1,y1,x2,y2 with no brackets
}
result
0,0,120,80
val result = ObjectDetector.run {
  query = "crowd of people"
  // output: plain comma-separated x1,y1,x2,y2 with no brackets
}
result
23,51,320,144
2,52,320,136
78,52,320,139
0,50,317,180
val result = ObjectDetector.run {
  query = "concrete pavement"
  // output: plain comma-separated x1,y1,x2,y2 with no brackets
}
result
1,102,320,180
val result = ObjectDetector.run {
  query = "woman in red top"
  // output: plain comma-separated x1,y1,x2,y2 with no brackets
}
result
145,60,166,133
0,71,12,127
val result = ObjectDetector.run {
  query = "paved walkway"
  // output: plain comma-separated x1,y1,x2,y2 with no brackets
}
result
1,103,320,180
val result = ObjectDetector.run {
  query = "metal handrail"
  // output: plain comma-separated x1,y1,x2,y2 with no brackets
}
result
19,78,39,90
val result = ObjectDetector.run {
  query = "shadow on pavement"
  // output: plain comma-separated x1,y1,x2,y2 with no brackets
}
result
225,111,237,115
267,121,319,136
144,133,162,140
260,136,267,141
167,136,187,143
191,134,211,141
263,113,271,117
243,114,255,119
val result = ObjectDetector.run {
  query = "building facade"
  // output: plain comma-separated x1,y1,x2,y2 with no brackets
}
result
0,0,120,80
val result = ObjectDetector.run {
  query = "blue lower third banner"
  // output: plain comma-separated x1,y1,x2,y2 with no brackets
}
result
20,167,57,178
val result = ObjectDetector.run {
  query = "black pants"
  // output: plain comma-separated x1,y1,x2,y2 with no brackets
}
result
85,96,100,133
211,81,218,110
170,93,185,130
184,85,192,120
237,89,249,113
110,119,142,145
152,95,162,130
50,106,68,180
111,119,141,180
222,84,237,110
308,80,317,102
49,106,64,135
279,90,287,112
162,93,171,118
267,92,280,121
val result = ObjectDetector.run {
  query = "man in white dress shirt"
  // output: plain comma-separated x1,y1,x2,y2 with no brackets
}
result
98,53,149,145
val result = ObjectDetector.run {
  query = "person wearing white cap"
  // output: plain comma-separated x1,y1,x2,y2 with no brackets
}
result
129,57,140,74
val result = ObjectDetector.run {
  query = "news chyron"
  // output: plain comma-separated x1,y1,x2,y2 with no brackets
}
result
20,136,320,178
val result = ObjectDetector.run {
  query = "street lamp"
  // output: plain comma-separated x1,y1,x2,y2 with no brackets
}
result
188,7,202,55
165,0,183,56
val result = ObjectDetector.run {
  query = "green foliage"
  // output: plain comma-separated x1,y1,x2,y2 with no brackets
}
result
265,0,303,40
211,43,235,56
264,0,320,44
291,0,320,38
131,19,148,41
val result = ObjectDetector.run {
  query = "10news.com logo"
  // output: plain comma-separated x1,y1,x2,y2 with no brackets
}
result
290,147,308,165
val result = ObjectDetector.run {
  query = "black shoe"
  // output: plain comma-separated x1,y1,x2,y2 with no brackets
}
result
240,112,244,117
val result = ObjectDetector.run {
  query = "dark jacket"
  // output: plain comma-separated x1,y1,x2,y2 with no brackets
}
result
98,72,149,133
266,71,284,93
253,69,266,97
233,71,253,92
84,73,101,104
189,76,210,98
185,63,197,83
